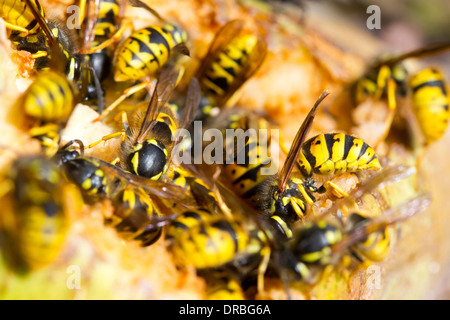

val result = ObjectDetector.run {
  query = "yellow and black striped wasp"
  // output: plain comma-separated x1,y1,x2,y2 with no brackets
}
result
14,0,84,157
212,90,381,241
162,162,274,298
193,19,267,122
0,154,83,271
89,67,201,182
54,139,197,247
74,0,123,111
262,165,431,296
8,0,82,80
110,0,190,83
0,0,55,64
345,43,450,148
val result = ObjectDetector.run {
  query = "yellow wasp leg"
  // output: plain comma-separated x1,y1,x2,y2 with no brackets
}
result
290,198,303,220
29,123,59,137
80,21,134,54
325,181,349,198
93,81,152,122
30,51,48,59
88,111,129,148
257,246,271,295
88,131,125,148
375,65,391,101
3,22,29,36
375,77,397,148
297,183,314,205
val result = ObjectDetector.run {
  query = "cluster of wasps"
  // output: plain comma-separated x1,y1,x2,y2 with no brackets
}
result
0,0,447,299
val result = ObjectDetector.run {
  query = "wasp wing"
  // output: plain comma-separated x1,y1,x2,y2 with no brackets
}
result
196,19,245,85
86,156,197,208
372,42,450,69
313,164,417,222
135,67,181,143
277,90,329,193
128,0,169,24
216,33,268,107
329,192,431,256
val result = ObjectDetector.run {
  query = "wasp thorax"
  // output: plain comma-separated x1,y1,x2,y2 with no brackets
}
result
128,140,168,180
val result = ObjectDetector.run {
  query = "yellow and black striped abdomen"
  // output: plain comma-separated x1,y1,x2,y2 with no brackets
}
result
165,208,216,242
169,217,250,269
0,0,45,35
201,34,258,99
23,70,74,122
16,202,68,269
7,156,71,270
93,0,120,39
410,68,450,144
297,133,381,177
113,26,178,81
223,136,272,198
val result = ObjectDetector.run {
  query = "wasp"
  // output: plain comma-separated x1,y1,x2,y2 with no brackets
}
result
15,0,96,156
10,0,81,81
0,155,82,271
89,67,201,182
214,91,380,241
75,0,127,110
163,173,270,289
111,0,190,82
194,19,267,121
0,0,53,61
55,139,196,247
282,165,431,285
237,164,431,299
348,43,450,147
21,67,76,157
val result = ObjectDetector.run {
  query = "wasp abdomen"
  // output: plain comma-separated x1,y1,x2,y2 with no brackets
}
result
410,68,450,144
298,133,381,177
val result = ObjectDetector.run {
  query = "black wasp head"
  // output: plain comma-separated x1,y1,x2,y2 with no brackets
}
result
127,140,168,179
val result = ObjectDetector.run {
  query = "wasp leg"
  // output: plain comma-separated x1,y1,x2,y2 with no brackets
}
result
80,21,134,54
257,245,271,295
4,22,29,37
375,77,397,148
93,81,152,122
375,65,391,101
29,123,60,157
297,183,314,205
88,111,129,149
30,51,48,59
325,180,349,198
290,197,306,221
